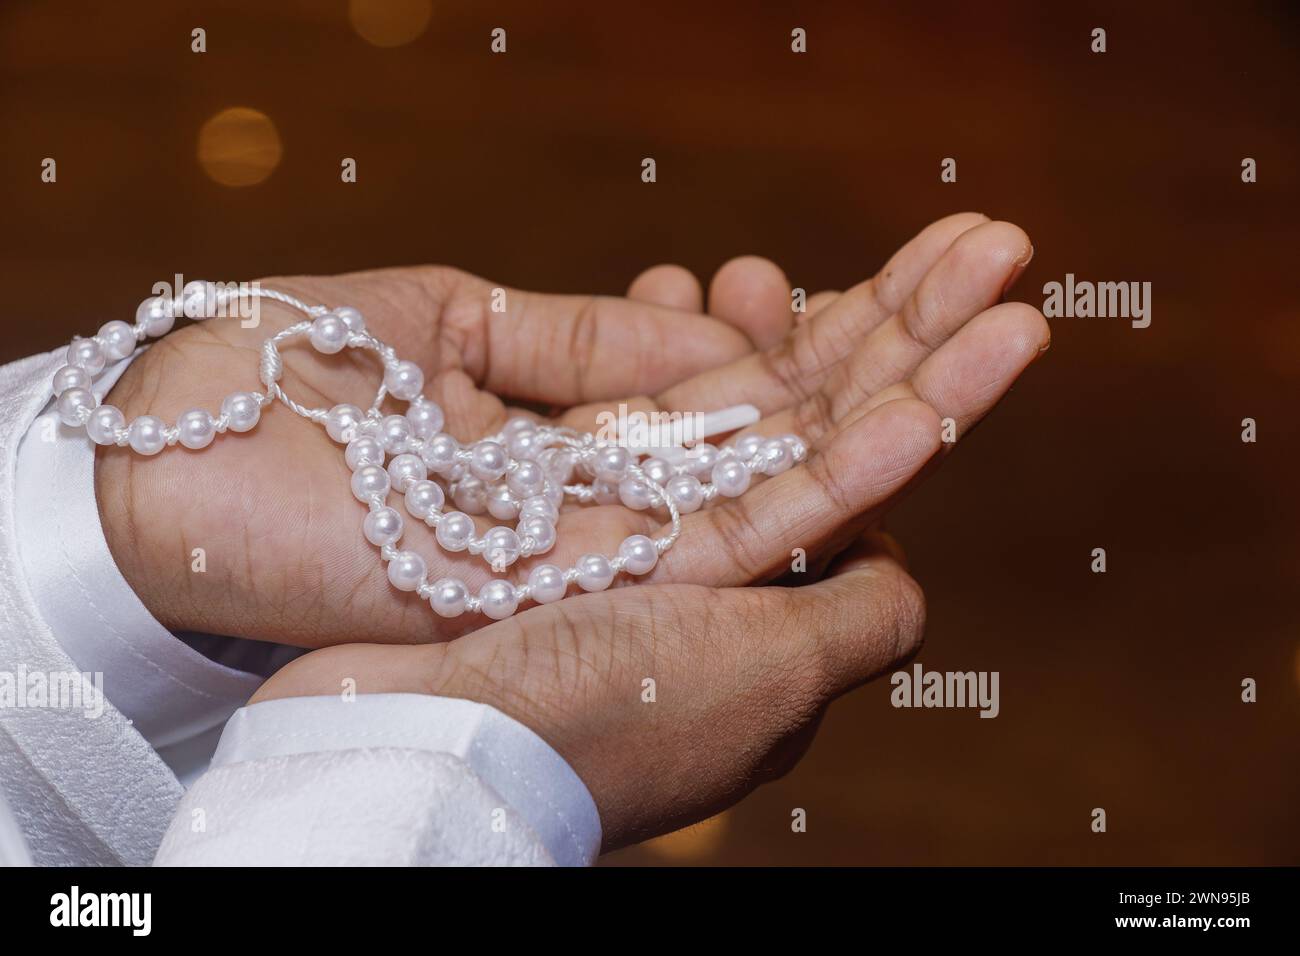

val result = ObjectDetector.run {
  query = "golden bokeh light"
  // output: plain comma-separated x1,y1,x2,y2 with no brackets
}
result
643,812,731,862
197,107,282,188
348,0,433,48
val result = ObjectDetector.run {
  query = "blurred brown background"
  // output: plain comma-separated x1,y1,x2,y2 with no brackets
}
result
2,0,1296,865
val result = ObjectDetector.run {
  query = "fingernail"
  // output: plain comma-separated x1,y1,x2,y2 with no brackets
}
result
1000,244,1034,299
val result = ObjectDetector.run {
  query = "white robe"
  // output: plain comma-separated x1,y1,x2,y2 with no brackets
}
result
0,347,600,866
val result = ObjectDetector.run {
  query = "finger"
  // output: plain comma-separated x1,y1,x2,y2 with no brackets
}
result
707,256,794,349
426,368,505,443
816,221,1033,427
258,267,755,409
790,533,927,695
552,258,800,433
801,290,841,323
730,221,1032,444
775,520,906,584
847,301,1049,439
657,211,988,414
626,264,704,312
649,398,942,588
480,287,754,405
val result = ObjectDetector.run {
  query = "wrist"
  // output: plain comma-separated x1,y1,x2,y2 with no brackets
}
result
95,443,188,633
93,356,200,635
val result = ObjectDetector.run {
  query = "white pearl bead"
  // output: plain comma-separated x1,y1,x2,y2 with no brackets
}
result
519,495,559,523
364,507,404,546
386,453,427,492
781,434,807,459
452,476,488,514
325,403,363,443
478,580,519,620
136,296,175,337
641,457,672,485
309,313,350,354
221,392,262,432
56,387,97,426
593,445,631,482
419,433,459,472
97,320,136,361
469,441,508,481
686,443,719,477
508,429,542,460
527,564,567,604
486,484,521,521
517,515,556,554
712,458,750,497
380,414,413,453
428,577,468,617
334,306,365,333
666,474,704,513
52,365,90,396
86,405,125,445
734,434,764,460
403,479,445,519
506,459,545,498
406,399,444,440
502,417,535,437
176,409,215,449
759,438,795,476
351,464,391,502
576,553,615,592
345,435,385,470
127,415,167,455
618,476,655,511
384,360,424,401
435,511,475,551
592,480,619,505
66,338,105,376
386,550,426,592
482,526,521,572
618,534,659,575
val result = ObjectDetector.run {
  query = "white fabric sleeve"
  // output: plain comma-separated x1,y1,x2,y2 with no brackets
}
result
154,694,601,866
1,347,182,865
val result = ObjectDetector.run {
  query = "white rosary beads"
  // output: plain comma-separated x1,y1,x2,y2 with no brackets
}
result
50,283,807,620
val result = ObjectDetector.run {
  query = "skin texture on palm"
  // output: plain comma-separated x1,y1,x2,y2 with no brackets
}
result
96,215,1049,848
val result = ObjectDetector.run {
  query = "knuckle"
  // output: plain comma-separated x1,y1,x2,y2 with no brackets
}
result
565,297,603,399
416,264,470,299
806,449,857,518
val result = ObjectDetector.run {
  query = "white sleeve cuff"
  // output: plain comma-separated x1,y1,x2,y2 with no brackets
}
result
160,693,602,866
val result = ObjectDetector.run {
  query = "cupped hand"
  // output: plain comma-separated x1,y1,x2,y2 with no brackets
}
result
240,213,1045,848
